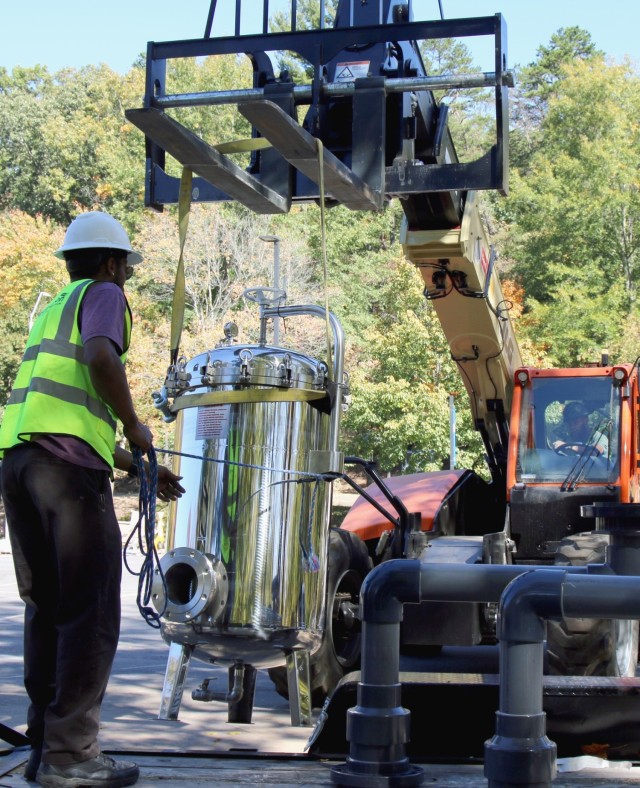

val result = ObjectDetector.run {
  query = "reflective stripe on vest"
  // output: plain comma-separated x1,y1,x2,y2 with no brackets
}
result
0,279,132,467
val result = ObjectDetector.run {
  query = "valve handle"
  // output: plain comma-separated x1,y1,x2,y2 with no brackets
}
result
242,286,287,306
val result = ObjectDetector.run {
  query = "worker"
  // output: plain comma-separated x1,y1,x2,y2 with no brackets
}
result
0,211,185,788
553,401,608,456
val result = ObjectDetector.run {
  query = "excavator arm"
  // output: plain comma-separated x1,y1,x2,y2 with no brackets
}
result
403,191,521,482
125,0,520,481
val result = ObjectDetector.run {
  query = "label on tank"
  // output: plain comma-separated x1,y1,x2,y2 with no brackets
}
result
196,404,231,440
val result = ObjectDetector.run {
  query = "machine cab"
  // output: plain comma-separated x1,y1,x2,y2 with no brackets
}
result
506,365,640,561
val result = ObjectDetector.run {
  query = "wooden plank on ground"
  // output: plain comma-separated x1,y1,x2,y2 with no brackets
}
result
125,108,289,215
5,753,640,787
239,100,382,211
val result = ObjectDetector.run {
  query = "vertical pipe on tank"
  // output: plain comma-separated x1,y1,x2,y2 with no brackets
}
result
252,465,271,635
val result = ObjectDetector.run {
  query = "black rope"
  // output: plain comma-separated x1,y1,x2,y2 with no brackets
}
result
123,446,167,628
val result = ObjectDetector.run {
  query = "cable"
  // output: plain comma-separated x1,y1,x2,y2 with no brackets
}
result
157,447,335,482
123,446,167,628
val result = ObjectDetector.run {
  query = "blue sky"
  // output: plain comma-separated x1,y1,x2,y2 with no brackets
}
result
1,1,637,75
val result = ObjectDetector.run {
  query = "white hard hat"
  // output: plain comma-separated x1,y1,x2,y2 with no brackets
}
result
54,211,143,265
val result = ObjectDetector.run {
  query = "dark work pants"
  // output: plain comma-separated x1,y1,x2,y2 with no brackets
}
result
1,442,122,765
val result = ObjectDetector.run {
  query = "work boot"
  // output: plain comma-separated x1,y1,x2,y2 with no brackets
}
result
24,746,43,781
36,753,139,787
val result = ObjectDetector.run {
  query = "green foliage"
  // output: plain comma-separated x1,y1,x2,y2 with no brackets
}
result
164,55,253,173
500,58,640,365
510,27,603,171
0,65,147,228
518,27,603,105
0,211,66,407
2,20,638,488
341,258,486,475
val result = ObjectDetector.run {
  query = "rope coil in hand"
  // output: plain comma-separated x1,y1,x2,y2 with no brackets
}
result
123,445,167,628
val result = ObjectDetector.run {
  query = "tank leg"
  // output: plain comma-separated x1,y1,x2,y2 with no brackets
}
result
158,642,192,720
228,664,257,724
285,649,312,726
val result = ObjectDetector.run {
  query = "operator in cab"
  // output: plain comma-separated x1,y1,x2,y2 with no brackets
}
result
553,401,608,456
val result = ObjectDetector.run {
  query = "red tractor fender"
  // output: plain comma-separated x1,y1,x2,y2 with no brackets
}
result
340,469,471,543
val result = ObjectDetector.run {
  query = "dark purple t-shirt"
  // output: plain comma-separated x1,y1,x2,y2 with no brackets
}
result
34,282,128,470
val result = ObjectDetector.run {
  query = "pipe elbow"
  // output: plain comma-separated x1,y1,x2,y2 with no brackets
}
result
499,569,567,643
361,559,421,624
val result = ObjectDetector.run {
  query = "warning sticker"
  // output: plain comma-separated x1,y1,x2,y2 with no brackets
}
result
196,405,231,440
334,61,370,82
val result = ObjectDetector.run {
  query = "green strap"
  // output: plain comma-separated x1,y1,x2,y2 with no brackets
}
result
170,168,193,366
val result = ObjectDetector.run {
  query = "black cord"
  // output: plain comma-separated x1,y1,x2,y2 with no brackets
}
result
123,446,167,628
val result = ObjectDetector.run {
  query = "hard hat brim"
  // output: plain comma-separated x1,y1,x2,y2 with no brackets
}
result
54,245,143,265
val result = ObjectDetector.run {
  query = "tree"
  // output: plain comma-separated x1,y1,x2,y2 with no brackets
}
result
510,27,603,171
341,256,485,474
163,54,254,174
518,27,603,115
0,64,148,228
0,211,66,406
499,58,640,366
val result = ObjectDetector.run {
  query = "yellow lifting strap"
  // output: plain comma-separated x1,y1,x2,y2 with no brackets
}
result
317,139,334,378
169,387,327,413
214,138,272,154
168,138,333,378
170,167,193,366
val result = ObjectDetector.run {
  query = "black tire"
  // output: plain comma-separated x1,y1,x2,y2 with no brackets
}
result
268,527,372,707
546,532,639,677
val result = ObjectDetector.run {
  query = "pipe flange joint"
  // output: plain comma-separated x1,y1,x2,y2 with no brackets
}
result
484,712,556,785
152,547,228,624
346,704,410,747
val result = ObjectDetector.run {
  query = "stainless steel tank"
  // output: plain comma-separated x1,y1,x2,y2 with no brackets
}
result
152,328,342,668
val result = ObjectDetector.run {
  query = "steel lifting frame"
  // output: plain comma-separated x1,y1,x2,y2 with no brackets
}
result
125,0,511,220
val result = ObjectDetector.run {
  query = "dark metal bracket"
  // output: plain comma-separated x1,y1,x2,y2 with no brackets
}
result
125,2,510,220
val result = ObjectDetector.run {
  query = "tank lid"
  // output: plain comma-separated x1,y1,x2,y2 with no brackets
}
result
171,345,330,405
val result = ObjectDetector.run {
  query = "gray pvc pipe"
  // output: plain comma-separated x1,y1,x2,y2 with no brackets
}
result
497,570,565,717
497,569,640,717
562,572,640,618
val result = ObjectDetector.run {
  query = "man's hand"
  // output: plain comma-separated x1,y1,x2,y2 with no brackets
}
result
157,466,185,502
123,419,153,453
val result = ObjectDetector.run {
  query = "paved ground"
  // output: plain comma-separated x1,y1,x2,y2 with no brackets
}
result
0,477,360,756
0,548,316,757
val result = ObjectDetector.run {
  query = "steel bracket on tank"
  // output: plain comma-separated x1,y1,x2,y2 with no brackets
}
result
284,649,313,727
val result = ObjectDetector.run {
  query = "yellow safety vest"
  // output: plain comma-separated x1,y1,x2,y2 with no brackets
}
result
0,279,132,468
